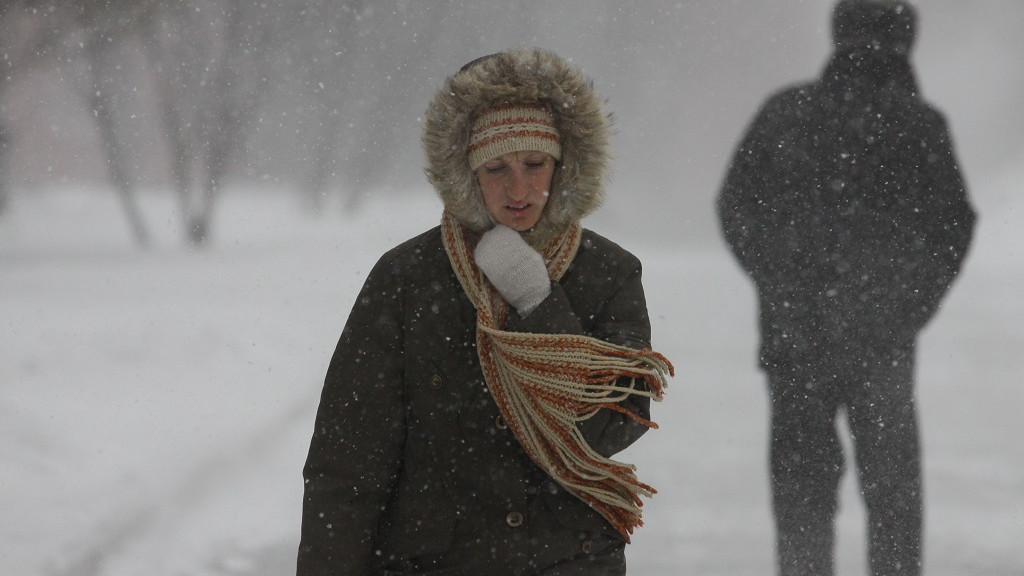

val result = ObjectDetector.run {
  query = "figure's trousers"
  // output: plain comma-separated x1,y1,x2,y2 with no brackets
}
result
767,351,922,576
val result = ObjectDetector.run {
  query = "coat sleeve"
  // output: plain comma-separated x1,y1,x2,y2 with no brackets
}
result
839,108,977,340
504,248,653,458
717,108,767,277
297,253,406,576
716,97,809,286
901,110,976,329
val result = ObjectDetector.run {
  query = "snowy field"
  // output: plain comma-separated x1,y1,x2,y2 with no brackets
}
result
2,178,1022,576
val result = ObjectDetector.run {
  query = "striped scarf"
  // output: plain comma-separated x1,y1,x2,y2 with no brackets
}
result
440,210,673,541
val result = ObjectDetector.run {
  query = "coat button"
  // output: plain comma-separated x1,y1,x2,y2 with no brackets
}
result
581,539,594,554
495,415,508,430
430,374,442,389
505,511,524,528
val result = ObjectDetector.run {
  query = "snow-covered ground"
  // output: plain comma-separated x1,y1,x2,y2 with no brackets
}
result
2,177,1021,576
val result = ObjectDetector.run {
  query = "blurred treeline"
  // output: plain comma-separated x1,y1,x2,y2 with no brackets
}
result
3,2,1022,247
0,0,530,245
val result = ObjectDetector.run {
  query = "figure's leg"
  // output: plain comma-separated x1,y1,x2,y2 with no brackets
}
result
768,369,844,576
846,351,922,576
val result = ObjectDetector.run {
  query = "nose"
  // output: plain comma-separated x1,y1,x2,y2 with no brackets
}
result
505,167,530,201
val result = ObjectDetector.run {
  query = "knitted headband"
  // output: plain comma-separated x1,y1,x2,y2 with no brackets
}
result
467,103,561,171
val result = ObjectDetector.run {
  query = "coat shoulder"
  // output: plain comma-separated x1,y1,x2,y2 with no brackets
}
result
577,229,642,275
373,226,448,273
381,225,443,256
735,81,820,149
760,81,818,115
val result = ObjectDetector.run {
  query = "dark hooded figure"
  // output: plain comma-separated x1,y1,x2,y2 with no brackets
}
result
297,47,672,576
717,1,975,575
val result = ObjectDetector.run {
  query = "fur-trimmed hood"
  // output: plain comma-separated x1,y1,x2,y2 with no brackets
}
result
422,47,611,248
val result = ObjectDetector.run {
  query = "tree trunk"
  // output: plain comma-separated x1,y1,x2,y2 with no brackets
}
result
0,122,9,215
87,39,150,246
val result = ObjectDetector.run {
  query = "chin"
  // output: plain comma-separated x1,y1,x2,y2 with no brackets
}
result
506,219,540,232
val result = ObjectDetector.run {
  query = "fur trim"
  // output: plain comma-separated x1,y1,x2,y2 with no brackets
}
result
422,47,612,249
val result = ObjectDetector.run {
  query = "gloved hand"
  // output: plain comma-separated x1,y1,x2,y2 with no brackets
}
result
474,225,551,317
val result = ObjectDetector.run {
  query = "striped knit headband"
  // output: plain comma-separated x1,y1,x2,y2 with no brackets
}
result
468,103,561,171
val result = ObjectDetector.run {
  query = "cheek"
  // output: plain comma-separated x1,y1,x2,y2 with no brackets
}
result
481,182,499,199
533,173,554,201
479,181,505,213
534,187,550,207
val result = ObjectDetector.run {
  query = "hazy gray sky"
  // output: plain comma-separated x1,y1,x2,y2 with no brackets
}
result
5,1,1021,244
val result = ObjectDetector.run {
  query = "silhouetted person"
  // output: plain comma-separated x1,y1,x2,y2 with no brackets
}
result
717,1,975,575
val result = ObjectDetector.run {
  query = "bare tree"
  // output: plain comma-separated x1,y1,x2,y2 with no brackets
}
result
291,0,368,212
343,3,449,201
289,1,450,213
75,0,160,246
1,0,453,241
140,0,280,245
0,0,75,214
0,0,154,244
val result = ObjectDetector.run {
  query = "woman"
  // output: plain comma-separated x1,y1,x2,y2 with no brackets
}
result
297,47,672,576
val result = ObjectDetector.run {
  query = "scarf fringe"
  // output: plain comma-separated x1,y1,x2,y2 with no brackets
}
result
441,210,673,542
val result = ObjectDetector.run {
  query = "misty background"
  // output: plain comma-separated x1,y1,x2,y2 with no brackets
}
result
3,1,1024,575
3,1,1022,246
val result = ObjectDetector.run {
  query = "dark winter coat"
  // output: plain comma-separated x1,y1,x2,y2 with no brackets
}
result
717,49,975,371
297,226,651,575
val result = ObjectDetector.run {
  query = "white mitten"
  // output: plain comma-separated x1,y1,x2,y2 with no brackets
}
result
474,225,551,316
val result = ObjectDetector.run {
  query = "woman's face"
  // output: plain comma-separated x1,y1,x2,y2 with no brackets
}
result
475,150,555,231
